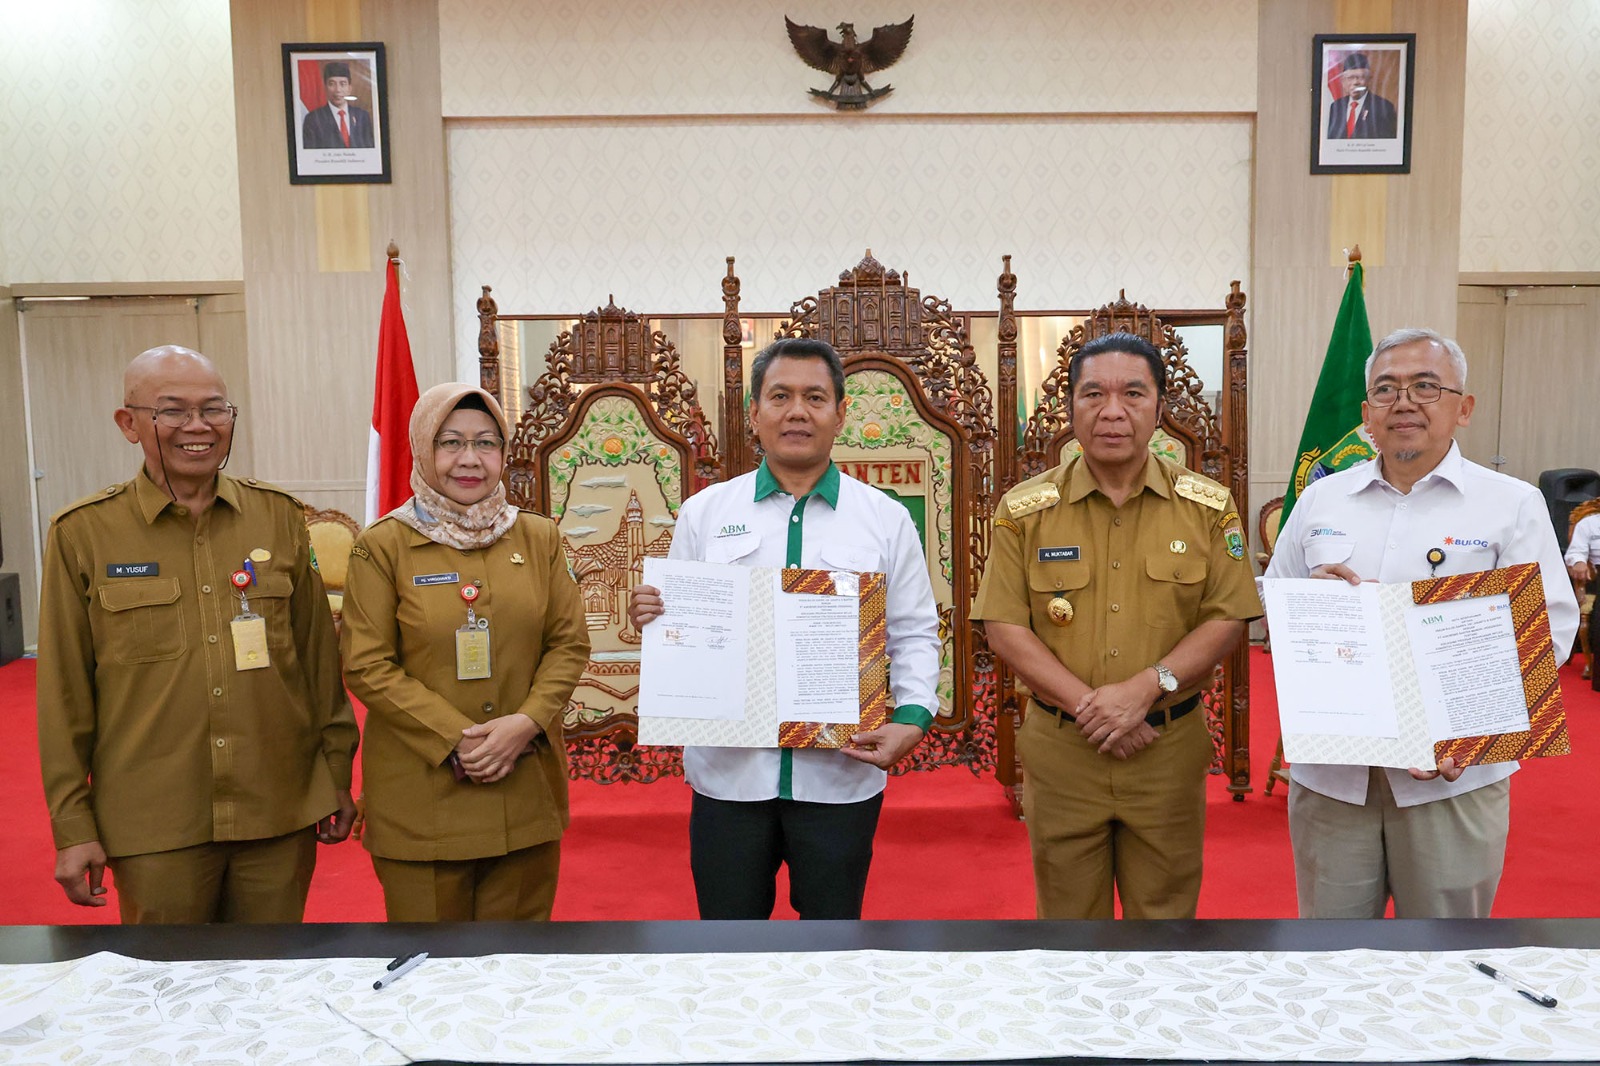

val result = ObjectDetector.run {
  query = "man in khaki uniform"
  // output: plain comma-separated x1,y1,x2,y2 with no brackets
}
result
973,332,1260,919
37,345,358,923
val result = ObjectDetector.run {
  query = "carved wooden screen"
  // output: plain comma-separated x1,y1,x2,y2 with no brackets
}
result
478,289,720,783
719,252,1014,774
1000,284,1252,801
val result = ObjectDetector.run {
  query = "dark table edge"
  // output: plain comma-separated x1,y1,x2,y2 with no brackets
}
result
4,917,1600,964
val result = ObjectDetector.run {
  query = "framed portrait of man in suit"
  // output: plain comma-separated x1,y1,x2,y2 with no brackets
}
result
1311,34,1415,175
282,42,391,184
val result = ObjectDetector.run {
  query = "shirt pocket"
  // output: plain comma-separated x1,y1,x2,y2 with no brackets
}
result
1143,554,1210,631
97,577,186,664
819,545,881,573
707,532,761,565
1304,534,1356,569
1026,561,1090,630
249,571,295,652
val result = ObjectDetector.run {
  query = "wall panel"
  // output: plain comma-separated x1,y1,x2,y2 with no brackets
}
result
438,0,1257,117
0,0,242,283
448,117,1253,376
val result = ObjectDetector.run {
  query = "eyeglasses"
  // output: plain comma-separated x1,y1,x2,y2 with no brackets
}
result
1365,382,1464,407
126,403,238,428
435,437,504,455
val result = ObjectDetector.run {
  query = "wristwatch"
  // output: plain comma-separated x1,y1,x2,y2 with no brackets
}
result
1152,664,1179,694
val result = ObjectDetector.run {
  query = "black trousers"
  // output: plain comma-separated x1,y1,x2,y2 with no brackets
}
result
689,790,885,920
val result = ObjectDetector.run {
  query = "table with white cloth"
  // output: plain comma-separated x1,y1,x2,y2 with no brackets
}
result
3,920,1599,1064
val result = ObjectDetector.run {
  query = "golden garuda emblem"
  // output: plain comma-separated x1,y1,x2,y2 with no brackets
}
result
785,16,915,110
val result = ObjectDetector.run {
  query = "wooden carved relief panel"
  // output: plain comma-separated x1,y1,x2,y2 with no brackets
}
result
479,291,721,783
1004,285,1252,801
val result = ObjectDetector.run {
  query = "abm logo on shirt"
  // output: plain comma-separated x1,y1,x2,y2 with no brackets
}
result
716,523,748,538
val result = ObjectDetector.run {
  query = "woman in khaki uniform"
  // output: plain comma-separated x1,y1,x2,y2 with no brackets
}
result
341,383,589,921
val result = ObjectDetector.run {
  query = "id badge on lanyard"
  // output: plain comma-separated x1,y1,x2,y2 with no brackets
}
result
456,583,491,680
229,556,270,670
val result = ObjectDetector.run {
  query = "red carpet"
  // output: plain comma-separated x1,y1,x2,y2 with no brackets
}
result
2,649,1596,924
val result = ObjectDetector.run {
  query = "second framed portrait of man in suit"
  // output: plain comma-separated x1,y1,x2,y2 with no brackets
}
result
282,42,391,184
1311,34,1415,175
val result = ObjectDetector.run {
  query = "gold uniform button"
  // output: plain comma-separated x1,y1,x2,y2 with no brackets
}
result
1112,561,1121,569
216,738,225,747
1110,604,1120,612
201,584,212,594
1109,649,1119,657
212,687,223,697
482,702,495,714
1053,579,1063,590
1113,517,1123,527
208,635,218,644
1173,569,1182,578
247,478,258,485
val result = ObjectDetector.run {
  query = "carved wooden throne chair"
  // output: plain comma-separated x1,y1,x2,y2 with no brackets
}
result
478,288,720,783
718,252,1014,774
1006,285,1252,803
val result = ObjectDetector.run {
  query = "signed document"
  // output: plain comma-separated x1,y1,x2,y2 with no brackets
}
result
637,561,887,748
638,558,749,720
1263,564,1567,769
773,581,860,724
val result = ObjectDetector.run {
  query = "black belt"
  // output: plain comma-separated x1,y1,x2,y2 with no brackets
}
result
1031,692,1201,729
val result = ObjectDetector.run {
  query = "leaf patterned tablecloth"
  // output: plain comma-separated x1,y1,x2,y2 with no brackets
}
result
3,947,1599,1063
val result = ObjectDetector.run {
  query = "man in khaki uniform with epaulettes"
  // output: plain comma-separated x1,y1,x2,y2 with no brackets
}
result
36,345,359,923
973,331,1261,919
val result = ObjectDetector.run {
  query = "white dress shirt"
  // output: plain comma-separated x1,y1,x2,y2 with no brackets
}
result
1565,514,1600,566
668,462,941,803
1266,442,1578,807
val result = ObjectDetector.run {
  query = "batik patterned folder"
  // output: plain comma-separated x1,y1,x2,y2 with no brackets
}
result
776,569,888,748
1412,562,1570,766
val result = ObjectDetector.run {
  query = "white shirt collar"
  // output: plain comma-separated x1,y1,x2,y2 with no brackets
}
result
1345,440,1467,496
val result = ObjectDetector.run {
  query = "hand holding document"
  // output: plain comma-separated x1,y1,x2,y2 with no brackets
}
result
1262,564,1568,769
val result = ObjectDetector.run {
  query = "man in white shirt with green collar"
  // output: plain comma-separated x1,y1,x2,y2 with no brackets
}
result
1268,327,1577,918
631,337,940,919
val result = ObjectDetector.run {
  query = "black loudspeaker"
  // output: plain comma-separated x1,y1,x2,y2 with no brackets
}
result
0,574,21,666
1538,469,1600,553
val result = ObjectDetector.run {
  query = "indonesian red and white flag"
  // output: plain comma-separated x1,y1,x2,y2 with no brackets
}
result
366,257,419,525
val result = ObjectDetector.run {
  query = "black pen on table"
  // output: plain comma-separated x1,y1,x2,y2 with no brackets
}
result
1471,960,1558,1008
375,951,429,990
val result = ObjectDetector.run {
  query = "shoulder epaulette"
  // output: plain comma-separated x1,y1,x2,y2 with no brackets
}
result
1173,471,1229,511
51,483,128,523
235,476,306,508
1004,482,1061,519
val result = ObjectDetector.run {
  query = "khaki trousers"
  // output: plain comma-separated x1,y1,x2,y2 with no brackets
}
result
110,831,317,924
1019,701,1213,919
371,840,561,922
1288,769,1510,918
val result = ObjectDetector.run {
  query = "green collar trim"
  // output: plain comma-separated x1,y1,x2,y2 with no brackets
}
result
753,459,840,509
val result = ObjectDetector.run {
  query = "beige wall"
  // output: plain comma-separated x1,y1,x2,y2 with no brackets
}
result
229,0,453,522
438,0,1258,117
442,0,1260,377
1461,0,1600,273
1250,0,1469,537
0,0,242,283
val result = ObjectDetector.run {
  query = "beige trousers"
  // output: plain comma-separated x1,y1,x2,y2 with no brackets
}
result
1288,769,1510,918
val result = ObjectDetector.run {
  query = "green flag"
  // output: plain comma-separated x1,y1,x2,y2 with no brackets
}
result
1281,262,1377,527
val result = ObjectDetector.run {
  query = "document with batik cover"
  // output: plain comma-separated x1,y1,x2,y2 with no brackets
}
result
637,561,890,749
1264,563,1568,768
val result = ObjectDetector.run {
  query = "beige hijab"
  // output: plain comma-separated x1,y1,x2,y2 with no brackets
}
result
387,382,518,550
